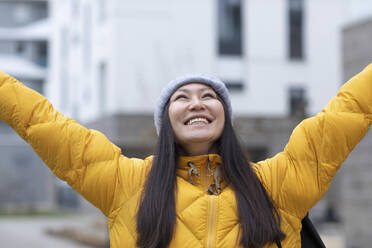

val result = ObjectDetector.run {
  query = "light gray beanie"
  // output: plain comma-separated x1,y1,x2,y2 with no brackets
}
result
154,74,233,135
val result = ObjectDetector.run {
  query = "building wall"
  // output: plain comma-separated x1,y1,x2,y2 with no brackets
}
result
49,0,346,124
0,123,56,210
343,18,372,81
343,0,372,23
0,0,54,211
342,17,372,248
0,0,47,27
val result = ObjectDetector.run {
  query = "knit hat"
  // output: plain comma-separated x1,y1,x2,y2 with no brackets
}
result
154,74,233,135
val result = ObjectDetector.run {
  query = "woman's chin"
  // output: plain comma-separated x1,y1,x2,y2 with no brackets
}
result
179,136,217,149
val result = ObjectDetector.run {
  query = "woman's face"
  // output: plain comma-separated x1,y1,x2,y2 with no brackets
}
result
168,83,225,155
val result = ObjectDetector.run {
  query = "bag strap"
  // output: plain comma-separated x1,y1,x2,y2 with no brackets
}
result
301,214,326,248
276,213,326,248
276,240,282,248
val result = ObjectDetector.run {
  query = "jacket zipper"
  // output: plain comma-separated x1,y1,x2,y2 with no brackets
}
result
206,195,217,248
203,157,210,191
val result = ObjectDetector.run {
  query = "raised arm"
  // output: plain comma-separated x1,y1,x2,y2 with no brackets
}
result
0,71,151,217
255,63,372,219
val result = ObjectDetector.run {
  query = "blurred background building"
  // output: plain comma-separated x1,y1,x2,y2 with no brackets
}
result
1,0,372,247
341,15,372,248
0,0,56,211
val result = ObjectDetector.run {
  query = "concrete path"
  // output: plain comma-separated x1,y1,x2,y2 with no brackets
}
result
319,222,346,248
0,215,345,248
0,216,96,248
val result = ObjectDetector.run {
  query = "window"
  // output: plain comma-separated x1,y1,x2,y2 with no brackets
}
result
16,41,25,54
36,41,47,67
246,147,267,163
99,62,107,114
60,27,69,109
0,119,10,133
83,4,92,72
288,0,304,60
71,0,80,18
224,80,244,91
14,3,31,24
24,79,43,94
218,0,243,56
97,0,106,22
0,41,14,54
56,182,79,209
288,86,307,118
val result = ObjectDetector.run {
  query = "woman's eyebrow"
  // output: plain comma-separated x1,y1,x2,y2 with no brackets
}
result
200,87,213,92
175,88,189,93
176,87,213,94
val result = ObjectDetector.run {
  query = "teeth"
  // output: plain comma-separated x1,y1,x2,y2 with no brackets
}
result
187,118,209,125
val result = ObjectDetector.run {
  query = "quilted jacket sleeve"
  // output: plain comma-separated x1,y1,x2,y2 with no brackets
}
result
0,70,150,217
255,64,372,219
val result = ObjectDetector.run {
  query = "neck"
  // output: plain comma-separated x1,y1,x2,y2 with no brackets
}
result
178,142,218,156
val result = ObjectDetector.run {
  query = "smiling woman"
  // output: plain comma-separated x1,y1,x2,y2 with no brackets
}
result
138,75,284,248
0,65,371,248
168,83,225,155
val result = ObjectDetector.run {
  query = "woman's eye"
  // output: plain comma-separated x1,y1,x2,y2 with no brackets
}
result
203,93,215,98
175,95,187,100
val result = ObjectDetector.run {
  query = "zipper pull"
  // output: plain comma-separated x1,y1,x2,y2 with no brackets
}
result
187,161,199,185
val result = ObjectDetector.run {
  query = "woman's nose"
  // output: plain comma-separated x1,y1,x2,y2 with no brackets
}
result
188,97,205,110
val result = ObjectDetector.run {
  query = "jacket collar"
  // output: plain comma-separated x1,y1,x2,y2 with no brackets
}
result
176,154,225,194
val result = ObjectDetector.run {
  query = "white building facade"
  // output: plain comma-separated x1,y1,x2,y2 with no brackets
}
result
48,0,352,123
0,0,56,211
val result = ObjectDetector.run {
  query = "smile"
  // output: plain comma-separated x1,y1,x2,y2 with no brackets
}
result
186,117,210,125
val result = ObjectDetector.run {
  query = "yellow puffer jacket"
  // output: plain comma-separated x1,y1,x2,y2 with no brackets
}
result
0,64,371,248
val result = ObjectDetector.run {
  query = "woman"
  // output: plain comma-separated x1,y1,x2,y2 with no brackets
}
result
0,64,371,248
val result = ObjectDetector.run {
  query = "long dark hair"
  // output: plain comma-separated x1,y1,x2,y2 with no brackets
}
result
137,99,285,248
136,103,178,248
217,101,285,247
